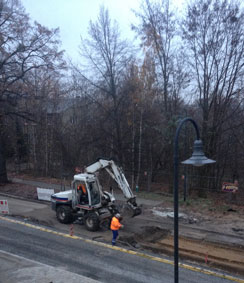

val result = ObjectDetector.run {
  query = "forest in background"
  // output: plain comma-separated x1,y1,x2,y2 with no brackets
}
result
0,0,243,198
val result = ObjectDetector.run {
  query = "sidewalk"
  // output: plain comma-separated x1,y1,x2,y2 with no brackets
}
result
0,250,100,283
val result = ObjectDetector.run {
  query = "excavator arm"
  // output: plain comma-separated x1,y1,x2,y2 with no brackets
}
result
85,158,141,216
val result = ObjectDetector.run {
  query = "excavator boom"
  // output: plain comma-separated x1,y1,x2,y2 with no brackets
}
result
85,158,141,217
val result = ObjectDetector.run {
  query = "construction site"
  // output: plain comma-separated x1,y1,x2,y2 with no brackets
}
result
0,173,243,279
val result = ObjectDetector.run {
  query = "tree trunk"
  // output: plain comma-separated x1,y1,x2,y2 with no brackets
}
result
131,105,135,190
0,138,8,183
136,108,143,188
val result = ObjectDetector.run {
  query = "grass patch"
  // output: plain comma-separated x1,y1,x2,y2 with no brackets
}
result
135,191,168,202
179,197,213,209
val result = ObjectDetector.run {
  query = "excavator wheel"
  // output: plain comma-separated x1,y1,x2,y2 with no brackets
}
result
56,205,73,224
85,212,100,231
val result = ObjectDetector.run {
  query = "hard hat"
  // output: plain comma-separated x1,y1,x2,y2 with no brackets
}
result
115,213,121,218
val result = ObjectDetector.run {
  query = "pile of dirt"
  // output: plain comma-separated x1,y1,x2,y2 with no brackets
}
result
119,226,170,249
135,226,170,243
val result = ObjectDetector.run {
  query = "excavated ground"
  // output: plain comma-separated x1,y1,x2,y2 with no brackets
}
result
119,226,244,276
1,176,244,277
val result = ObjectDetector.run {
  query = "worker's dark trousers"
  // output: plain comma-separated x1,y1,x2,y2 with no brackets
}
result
111,230,118,245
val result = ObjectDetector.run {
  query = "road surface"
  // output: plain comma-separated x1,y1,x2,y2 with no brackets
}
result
0,215,242,283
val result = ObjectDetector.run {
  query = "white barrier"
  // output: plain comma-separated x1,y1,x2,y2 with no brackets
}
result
37,188,54,201
0,200,9,214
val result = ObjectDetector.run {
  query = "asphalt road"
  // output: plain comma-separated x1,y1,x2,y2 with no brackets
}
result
0,216,241,283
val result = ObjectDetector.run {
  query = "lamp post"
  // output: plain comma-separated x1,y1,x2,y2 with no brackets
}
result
173,117,215,283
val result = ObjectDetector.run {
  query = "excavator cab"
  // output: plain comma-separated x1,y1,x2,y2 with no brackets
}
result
73,177,102,209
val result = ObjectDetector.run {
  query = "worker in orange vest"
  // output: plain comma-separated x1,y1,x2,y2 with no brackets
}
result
78,184,86,194
110,213,123,246
78,184,88,204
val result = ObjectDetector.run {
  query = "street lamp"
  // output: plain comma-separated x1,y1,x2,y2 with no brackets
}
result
173,117,215,283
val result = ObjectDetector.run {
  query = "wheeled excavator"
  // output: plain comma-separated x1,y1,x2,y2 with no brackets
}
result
51,158,141,231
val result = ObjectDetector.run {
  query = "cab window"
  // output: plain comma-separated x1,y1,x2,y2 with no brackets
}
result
89,181,100,205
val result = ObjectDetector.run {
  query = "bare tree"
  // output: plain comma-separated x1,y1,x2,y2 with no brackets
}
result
0,0,65,183
182,0,244,186
77,6,134,164
133,0,188,183
133,0,181,114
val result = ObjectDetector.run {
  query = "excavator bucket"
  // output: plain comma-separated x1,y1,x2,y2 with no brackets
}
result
132,207,142,217
121,204,141,218
122,199,142,218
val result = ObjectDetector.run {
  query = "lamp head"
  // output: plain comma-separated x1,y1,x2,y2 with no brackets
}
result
181,140,216,167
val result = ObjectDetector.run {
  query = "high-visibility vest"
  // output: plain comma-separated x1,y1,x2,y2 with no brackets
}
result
110,216,122,230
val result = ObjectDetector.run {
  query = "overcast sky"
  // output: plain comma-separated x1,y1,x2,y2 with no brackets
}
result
22,0,143,62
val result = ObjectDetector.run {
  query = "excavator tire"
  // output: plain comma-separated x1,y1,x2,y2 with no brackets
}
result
85,212,100,231
56,205,73,224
